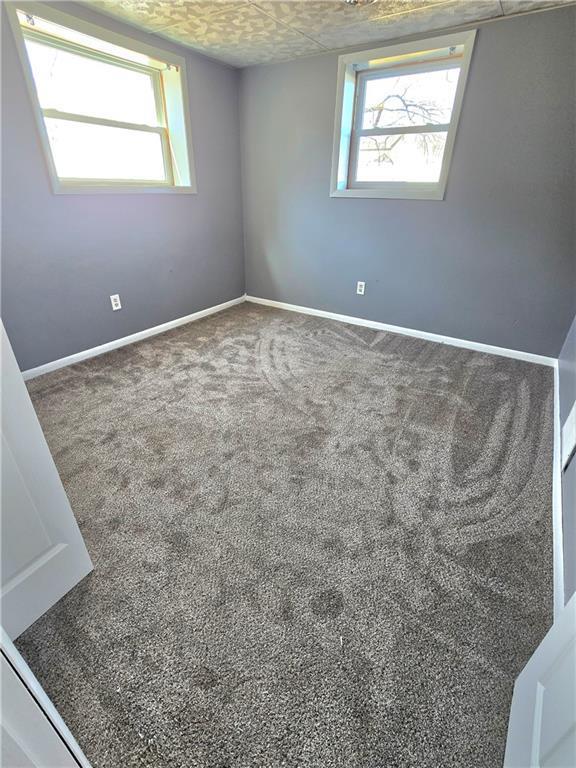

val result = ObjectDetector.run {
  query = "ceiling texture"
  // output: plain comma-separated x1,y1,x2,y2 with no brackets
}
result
83,0,572,67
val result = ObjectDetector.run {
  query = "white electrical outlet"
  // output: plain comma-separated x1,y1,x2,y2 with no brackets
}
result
110,294,122,311
356,281,366,296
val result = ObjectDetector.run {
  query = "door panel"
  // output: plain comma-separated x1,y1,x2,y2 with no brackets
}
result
1,434,52,583
1,654,79,767
562,456,576,602
1,323,92,639
1,627,91,767
505,594,576,767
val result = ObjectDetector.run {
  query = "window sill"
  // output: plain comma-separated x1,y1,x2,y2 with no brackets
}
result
52,183,198,195
330,185,445,200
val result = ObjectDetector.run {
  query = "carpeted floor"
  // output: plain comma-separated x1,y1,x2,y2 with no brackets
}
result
17,303,554,768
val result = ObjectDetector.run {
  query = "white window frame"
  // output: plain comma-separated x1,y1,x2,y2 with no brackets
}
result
6,2,197,195
330,30,476,201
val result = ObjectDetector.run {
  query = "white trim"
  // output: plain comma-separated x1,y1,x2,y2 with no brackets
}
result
42,110,167,136
6,2,197,195
561,401,576,472
12,3,188,68
330,30,476,200
1,627,92,767
245,296,556,367
21,296,246,380
335,32,474,69
330,184,446,200
552,361,565,619
48,185,197,196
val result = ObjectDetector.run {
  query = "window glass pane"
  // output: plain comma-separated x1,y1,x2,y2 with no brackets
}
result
355,132,447,183
45,119,167,181
25,39,158,126
362,68,459,130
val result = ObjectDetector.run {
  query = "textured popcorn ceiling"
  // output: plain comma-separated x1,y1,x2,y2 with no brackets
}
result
83,0,572,66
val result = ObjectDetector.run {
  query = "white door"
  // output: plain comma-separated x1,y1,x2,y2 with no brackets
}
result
1,323,92,639
1,628,90,767
504,593,576,767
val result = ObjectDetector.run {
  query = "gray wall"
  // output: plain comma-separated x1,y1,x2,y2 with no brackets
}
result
1,3,244,371
241,7,575,357
559,315,576,602
2,3,575,369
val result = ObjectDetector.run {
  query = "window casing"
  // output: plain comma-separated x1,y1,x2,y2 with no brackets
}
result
7,3,196,194
330,31,476,200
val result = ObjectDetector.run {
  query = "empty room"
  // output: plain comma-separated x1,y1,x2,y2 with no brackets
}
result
1,0,575,766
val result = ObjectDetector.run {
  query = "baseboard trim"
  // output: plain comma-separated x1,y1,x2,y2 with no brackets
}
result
552,361,565,620
245,295,556,367
21,295,246,380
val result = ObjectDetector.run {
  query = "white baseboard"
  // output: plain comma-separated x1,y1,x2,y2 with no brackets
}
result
552,361,565,620
245,295,556,367
21,295,246,380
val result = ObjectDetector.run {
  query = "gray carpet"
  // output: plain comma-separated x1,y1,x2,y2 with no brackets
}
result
17,303,554,768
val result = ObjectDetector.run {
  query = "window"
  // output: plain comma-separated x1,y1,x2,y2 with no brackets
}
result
330,31,476,200
7,3,196,193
